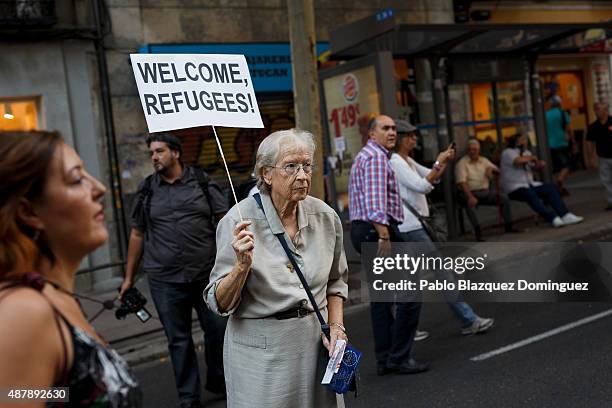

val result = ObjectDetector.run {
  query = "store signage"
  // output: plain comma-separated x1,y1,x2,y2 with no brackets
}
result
130,53,263,132
139,43,330,92
322,65,381,210
343,73,359,102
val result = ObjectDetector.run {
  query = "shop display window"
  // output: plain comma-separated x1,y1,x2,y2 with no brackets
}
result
469,82,532,162
0,98,39,131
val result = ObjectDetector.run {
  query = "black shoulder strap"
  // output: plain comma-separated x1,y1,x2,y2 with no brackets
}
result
401,197,425,224
560,108,568,130
253,193,330,339
193,166,215,225
139,175,154,241
132,175,153,217
401,197,439,242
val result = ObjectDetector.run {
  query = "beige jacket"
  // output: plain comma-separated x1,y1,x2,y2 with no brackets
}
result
204,193,348,318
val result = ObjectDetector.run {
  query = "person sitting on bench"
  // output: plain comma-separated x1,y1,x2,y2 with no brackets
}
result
500,133,583,228
456,138,517,241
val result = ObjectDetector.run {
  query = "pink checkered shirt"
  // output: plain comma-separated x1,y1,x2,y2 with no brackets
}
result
348,139,404,225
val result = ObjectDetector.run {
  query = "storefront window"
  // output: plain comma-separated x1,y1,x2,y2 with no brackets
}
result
447,84,473,158
0,99,39,131
497,80,532,149
469,82,532,162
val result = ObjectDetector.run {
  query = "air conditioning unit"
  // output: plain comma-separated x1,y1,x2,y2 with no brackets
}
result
17,0,43,19
0,0,56,27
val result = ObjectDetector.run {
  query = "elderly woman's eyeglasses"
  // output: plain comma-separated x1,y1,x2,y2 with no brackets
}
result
272,163,313,176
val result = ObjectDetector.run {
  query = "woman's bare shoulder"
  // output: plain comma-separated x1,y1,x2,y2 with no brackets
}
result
0,288,62,386
0,287,60,346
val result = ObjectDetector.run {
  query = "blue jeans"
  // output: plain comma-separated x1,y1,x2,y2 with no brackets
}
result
508,184,568,223
148,278,227,404
400,229,477,328
350,220,422,367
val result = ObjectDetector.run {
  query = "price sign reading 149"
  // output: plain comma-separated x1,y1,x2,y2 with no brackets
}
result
329,103,360,138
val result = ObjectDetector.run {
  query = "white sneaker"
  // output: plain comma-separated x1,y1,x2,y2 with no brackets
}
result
552,216,564,228
461,317,494,336
414,330,430,342
561,213,584,225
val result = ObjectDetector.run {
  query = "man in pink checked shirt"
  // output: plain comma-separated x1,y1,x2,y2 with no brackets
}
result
348,114,429,376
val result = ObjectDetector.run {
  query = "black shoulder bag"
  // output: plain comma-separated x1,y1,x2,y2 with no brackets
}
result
402,198,446,242
252,193,361,395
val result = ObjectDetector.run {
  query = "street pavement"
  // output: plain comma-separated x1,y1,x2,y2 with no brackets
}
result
75,169,612,406
88,169,612,358
133,301,612,408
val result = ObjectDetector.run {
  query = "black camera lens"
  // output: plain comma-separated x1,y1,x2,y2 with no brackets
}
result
115,307,129,320
115,287,150,322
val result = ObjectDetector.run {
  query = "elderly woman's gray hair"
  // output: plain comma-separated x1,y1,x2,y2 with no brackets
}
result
254,128,316,194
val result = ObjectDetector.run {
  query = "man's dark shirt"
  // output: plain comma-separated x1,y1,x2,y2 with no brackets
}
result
587,116,612,159
131,166,228,283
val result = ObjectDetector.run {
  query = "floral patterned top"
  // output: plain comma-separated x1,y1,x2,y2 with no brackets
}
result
0,274,142,408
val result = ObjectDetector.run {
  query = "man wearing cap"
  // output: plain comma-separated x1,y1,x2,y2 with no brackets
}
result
456,138,517,241
348,114,428,376
546,95,574,195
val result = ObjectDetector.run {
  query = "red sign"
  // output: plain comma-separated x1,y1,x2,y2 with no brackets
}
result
329,103,361,138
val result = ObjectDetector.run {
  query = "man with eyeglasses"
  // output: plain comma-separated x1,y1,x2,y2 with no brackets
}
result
348,115,428,376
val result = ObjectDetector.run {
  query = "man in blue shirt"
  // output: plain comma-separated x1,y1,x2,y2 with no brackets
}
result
545,95,574,195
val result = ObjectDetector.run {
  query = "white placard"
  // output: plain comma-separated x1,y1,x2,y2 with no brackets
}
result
130,53,264,132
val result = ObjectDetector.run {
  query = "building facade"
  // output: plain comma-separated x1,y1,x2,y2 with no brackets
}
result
3,0,610,290
0,0,118,290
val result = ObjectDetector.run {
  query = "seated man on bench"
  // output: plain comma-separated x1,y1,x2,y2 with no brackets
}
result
500,133,583,228
456,138,517,241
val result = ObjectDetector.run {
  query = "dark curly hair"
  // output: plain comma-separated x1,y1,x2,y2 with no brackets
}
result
146,133,183,161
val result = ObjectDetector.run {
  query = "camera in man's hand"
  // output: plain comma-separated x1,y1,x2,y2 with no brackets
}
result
115,287,151,323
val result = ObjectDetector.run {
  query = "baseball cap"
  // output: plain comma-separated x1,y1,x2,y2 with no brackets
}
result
395,119,417,134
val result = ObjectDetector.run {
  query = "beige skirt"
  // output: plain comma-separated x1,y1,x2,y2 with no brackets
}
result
223,310,344,408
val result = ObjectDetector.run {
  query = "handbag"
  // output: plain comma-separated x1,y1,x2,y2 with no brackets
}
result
402,197,447,242
253,193,361,395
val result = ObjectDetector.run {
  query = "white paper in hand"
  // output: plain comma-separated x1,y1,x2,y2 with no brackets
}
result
321,339,347,385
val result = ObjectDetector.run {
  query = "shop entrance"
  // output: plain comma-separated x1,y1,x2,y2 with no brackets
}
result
540,70,590,170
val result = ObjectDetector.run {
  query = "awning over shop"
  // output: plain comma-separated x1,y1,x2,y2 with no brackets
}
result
330,18,612,59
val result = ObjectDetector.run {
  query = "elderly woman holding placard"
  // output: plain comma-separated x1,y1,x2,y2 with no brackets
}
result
205,129,348,407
